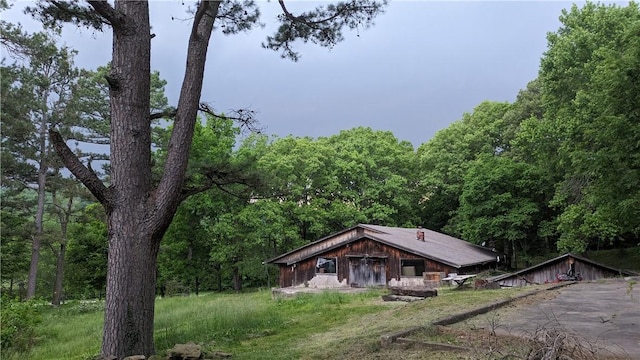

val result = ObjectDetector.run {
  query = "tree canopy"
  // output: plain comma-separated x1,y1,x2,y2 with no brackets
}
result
1,1,639,358
12,0,389,358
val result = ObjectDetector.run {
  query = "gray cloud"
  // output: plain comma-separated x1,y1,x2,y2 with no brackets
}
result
7,1,582,147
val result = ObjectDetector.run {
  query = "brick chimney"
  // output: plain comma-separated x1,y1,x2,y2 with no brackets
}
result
416,226,425,241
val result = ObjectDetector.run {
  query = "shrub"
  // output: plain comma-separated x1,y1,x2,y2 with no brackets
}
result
0,295,42,352
163,280,190,297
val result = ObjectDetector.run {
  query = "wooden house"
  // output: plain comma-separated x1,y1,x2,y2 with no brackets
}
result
266,224,499,288
489,253,635,287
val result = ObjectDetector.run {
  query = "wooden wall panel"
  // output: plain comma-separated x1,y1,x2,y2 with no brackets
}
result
495,257,623,287
276,237,462,287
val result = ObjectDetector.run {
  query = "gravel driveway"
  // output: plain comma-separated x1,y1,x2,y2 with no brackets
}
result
487,278,640,359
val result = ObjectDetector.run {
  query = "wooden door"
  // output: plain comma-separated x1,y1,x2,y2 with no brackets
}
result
349,257,386,287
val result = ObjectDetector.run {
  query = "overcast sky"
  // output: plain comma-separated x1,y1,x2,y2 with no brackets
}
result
6,1,604,148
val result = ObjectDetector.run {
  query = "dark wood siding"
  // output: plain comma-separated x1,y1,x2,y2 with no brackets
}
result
496,256,624,287
276,237,462,287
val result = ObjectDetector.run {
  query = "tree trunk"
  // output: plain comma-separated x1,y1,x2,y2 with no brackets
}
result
544,236,550,256
27,231,42,299
100,1,155,356
51,1,219,357
52,190,71,307
27,92,49,300
52,242,66,306
232,264,242,292
101,218,161,357
216,263,222,292
101,2,219,357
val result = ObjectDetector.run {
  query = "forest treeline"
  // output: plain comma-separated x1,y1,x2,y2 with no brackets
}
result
2,2,639,300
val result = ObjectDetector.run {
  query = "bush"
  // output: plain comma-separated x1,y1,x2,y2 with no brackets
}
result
0,295,42,352
163,280,190,297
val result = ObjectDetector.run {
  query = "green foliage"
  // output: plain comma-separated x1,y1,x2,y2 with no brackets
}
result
65,204,108,299
450,155,547,265
159,193,223,294
158,115,260,293
0,195,32,287
0,296,42,353
417,101,512,231
584,248,640,272
2,0,639,318
265,0,388,61
540,2,640,251
203,197,290,291
556,203,621,254
324,127,418,227
166,126,420,291
256,134,347,240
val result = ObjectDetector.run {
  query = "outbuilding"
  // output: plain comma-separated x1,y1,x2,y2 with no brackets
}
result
489,253,636,287
266,224,499,288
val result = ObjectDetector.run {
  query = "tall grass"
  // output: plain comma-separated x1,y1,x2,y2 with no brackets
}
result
9,289,385,359
11,301,105,360
153,291,282,351
10,286,529,360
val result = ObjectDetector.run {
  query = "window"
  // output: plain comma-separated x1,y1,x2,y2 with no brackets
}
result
400,259,425,277
316,257,337,274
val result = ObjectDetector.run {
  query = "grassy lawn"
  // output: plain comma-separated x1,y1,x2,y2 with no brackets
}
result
7,285,535,360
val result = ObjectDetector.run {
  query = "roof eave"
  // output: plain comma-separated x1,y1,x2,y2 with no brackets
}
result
264,224,363,264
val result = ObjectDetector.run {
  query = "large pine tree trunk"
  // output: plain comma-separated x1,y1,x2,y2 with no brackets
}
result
102,215,160,357
101,2,154,357
101,2,219,357
51,1,219,358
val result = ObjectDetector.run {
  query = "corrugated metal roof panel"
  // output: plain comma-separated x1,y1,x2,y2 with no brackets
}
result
360,224,497,267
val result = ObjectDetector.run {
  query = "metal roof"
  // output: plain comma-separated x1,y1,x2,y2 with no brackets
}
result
360,224,498,268
266,224,498,268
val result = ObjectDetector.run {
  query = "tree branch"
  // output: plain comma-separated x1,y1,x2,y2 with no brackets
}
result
153,0,220,235
86,0,126,28
198,103,263,133
215,0,261,35
49,129,113,211
178,175,217,201
277,0,344,25
265,0,387,61
179,169,255,202
150,108,177,121
26,1,111,30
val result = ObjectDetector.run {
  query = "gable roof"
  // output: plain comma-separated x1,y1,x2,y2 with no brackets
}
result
266,224,498,269
489,253,637,282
